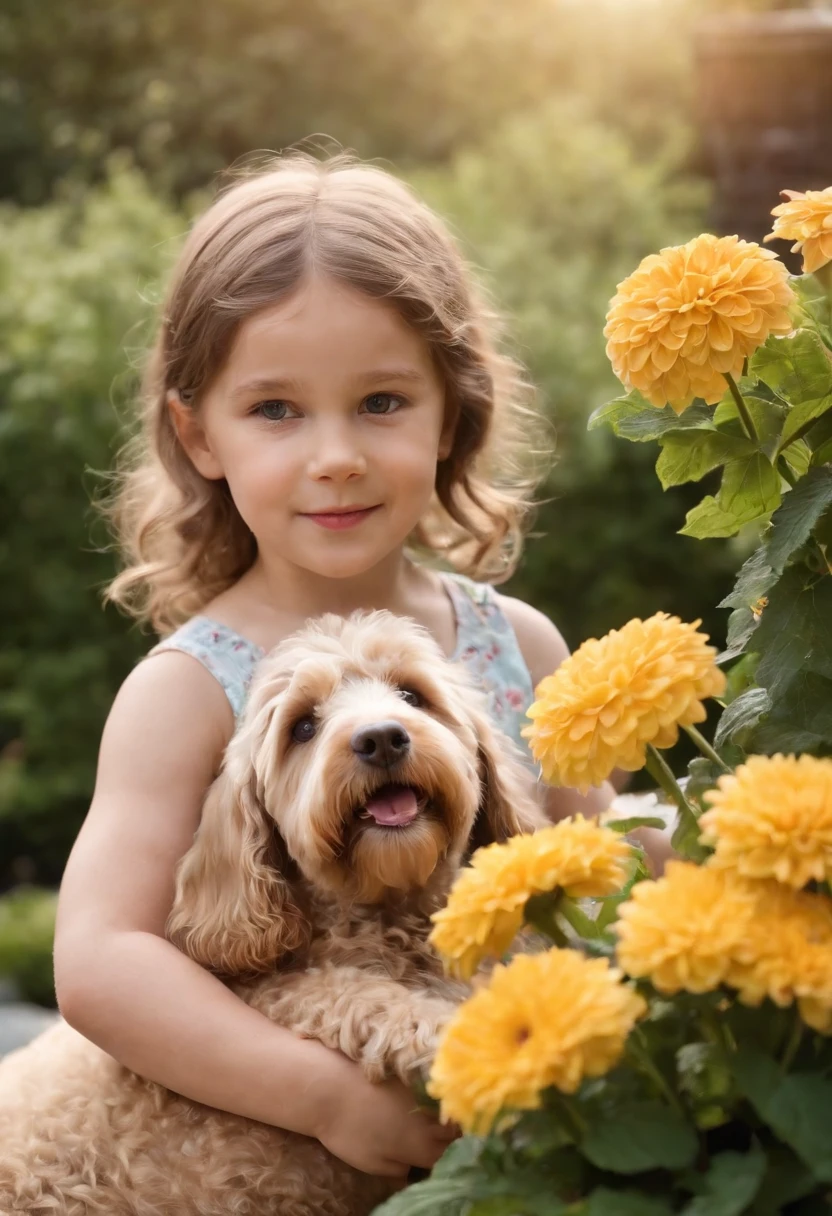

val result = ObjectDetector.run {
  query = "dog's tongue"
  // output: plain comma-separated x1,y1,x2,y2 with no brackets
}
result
363,784,419,827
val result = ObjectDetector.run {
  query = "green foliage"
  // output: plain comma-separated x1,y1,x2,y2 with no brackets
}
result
0,886,57,1006
581,1102,698,1173
1,0,699,205
591,262,832,764
0,165,179,886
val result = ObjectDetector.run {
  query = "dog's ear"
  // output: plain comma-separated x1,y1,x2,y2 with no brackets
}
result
469,704,547,852
167,747,308,976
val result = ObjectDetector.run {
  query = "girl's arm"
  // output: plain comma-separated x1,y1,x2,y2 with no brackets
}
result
54,652,454,1177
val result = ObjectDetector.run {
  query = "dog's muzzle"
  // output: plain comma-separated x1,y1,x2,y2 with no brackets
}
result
350,720,410,769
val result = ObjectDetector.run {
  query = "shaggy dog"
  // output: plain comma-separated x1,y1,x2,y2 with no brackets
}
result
0,611,545,1216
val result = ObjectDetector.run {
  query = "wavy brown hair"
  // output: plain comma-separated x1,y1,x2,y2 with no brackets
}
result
104,150,548,634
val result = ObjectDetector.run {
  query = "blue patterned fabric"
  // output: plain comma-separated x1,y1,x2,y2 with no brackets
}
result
145,573,537,755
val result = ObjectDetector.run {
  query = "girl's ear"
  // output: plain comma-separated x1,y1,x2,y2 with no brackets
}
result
468,704,547,851
166,751,309,976
166,389,225,481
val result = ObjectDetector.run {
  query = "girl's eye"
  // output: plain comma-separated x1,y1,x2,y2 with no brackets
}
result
398,688,422,708
254,400,295,422
362,393,404,416
291,716,318,744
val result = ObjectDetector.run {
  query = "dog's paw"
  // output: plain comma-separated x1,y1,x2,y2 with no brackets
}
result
359,995,456,1085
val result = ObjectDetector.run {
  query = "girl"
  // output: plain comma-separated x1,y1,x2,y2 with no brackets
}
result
53,151,617,1181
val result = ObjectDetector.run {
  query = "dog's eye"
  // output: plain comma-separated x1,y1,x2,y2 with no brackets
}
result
398,688,422,708
291,716,318,744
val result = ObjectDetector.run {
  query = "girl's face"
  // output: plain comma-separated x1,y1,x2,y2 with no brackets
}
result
174,274,454,580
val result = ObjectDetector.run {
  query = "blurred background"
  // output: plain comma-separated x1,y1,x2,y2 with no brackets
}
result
1,0,831,1027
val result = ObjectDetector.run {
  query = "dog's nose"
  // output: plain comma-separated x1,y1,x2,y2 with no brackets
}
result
350,721,411,768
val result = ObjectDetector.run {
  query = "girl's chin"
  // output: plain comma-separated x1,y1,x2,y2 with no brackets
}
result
287,547,393,580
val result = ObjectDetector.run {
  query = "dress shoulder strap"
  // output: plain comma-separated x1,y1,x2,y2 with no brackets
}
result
144,617,265,724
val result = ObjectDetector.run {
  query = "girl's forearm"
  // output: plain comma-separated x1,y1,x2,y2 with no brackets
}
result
55,929,346,1136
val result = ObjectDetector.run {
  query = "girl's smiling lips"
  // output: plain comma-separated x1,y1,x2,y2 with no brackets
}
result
300,505,382,530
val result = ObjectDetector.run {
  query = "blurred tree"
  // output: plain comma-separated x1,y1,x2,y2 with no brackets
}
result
0,0,700,204
0,164,180,887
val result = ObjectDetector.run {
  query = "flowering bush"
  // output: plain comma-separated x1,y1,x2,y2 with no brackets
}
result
374,195,832,1215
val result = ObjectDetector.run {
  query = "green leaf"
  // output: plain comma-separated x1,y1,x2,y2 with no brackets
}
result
684,756,725,813
753,567,832,700
719,546,777,609
750,1145,817,1215
749,671,832,754
734,1049,832,1182
671,807,709,862
559,897,601,940
588,393,714,442
582,1189,674,1216
679,495,746,539
783,439,813,479
605,816,668,834
779,395,832,451
715,392,788,456
806,409,832,464
580,1101,698,1173
792,272,832,335
680,1145,766,1216
766,467,832,574
750,329,832,406
468,1201,565,1216
656,430,755,489
718,547,778,660
432,1137,487,1179
713,686,771,749
718,453,782,524
720,607,758,662
370,1177,474,1216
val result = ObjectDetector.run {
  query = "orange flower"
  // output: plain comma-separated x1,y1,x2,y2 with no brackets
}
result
524,613,725,793
605,234,794,412
765,187,832,275
701,754,832,889
616,862,758,995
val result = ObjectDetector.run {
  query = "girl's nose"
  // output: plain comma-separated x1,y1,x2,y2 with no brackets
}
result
307,422,367,481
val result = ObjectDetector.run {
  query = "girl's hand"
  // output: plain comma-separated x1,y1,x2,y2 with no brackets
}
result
314,1056,459,1177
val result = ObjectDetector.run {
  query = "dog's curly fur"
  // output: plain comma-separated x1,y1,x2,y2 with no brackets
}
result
0,611,546,1216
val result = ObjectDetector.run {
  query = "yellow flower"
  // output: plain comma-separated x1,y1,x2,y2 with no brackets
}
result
725,882,832,1033
523,613,726,794
428,949,646,1133
616,862,758,994
765,187,832,275
429,818,631,977
700,754,832,889
604,233,794,412
724,880,832,1011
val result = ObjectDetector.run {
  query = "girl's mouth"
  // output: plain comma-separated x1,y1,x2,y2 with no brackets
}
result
301,506,381,530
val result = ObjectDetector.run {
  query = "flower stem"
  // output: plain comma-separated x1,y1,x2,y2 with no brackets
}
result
628,1027,686,1116
780,1012,803,1072
524,892,569,948
724,372,760,444
682,724,731,774
645,744,699,840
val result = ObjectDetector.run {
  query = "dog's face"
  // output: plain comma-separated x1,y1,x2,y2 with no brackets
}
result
249,611,497,903
168,610,545,975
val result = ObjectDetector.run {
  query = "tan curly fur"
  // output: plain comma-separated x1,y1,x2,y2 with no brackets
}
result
0,611,545,1215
